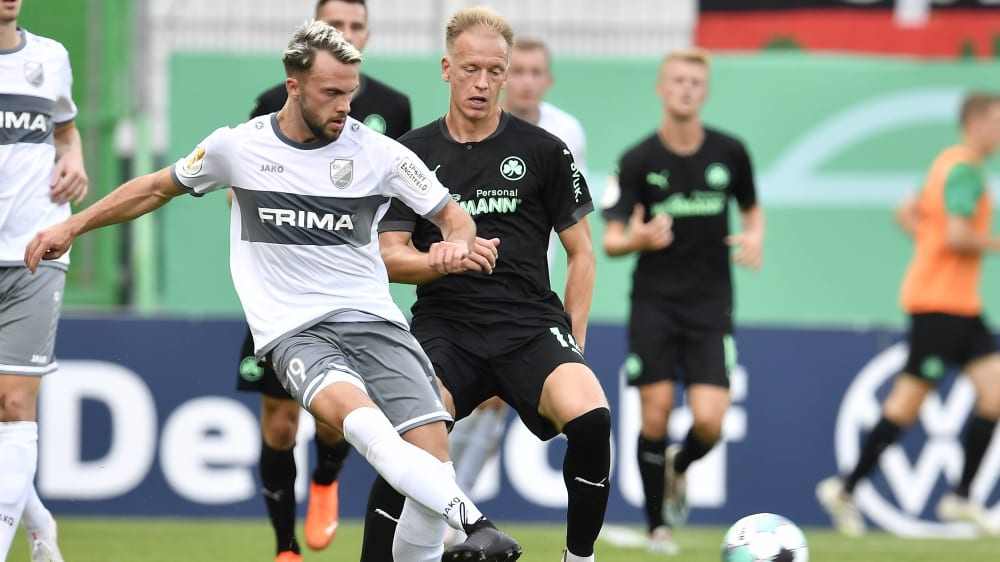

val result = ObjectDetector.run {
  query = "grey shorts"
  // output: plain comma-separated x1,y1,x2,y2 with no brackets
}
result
0,266,65,375
267,320,452,434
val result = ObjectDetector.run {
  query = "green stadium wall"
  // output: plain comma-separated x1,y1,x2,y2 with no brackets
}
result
165,53,1000,328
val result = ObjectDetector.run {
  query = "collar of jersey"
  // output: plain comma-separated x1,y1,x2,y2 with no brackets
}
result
0,29,27,55
270,113,335,150
437,111,511,145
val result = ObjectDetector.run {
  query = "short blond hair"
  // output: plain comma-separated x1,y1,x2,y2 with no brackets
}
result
661,47,712,74
283,19,362,76
445,7,515,57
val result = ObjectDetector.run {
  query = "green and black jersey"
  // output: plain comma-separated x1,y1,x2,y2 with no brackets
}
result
603,127,757,303
380,112,593,331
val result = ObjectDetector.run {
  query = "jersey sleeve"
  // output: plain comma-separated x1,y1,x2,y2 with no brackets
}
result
543,140,593,232
383,144,450,219
943,162,984,217
170,127,234,196
601,152,641,223
377,197,419,234
730,140,758,211
52,46,77,126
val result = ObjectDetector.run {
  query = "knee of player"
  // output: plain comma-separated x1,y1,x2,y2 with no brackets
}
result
690,417,724,443
563,407,612,444
0,391,38,421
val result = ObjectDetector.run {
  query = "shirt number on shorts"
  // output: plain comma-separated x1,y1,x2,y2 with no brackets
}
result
550,327,583,356
285,357,307,392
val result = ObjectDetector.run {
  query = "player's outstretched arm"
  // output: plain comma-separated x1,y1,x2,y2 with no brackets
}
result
25,167,185,272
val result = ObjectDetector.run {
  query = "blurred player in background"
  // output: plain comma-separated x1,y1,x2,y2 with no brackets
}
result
601,47,764,555
1,1,87,560
817,92,1000,538
234,1,411,560
444,36,590,545
367,8,610,562
26,20,521,562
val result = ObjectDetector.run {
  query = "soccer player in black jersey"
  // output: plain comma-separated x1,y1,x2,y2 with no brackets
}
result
232,2,412,561
362,7,611,562
601,48,764,555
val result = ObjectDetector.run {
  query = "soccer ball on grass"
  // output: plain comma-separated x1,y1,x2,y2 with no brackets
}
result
721,512,808,562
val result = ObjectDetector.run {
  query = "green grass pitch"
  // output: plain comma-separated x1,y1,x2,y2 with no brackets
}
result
7,518,997,561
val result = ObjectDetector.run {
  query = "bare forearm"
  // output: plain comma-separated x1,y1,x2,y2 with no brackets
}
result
53,123,83,162
564,249,595,349
740,205,765,237
381,243,445,285
68,170,180,236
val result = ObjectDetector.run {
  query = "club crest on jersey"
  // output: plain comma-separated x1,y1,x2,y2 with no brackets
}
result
23,61,44,87
500,156,526,181
330,159,354,189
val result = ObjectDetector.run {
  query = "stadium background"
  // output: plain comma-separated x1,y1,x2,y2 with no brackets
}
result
15,0,1000,541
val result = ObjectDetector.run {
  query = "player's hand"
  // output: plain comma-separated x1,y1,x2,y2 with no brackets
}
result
50,151,89,205
428,241,470,275
24,222,77,273
461,237,500,274
629,204,673,251
726,230,763,270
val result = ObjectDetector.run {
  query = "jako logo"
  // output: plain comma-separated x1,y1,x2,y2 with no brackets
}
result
258,208,354,231
834,343,1000,537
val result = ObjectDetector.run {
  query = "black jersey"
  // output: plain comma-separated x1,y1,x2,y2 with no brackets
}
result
603,127,757,302
248,74,412,139
379,112,593,329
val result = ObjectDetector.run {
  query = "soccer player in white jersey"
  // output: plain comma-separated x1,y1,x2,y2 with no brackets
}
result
443,37,592,541
25,20,521,562
1,1,87,560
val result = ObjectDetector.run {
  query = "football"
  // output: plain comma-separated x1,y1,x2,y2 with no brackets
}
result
721,513,809,562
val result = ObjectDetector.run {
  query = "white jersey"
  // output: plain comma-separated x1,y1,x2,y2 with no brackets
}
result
171,115,451,355
537,101,588,179
0,29,77,269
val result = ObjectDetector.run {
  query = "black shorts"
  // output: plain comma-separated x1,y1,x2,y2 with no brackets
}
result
235,326,292,399
412,318,588,441
625,297,734,388
904,313,998,382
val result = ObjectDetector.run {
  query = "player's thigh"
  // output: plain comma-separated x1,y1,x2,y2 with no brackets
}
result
538,362,609,432
420,334,495,422
964,352,1000,417
678,332,734,389
0,267,64,421
337,322,453,434
0,267,63,377
624,300,680,387
491,325,591,439
400,420,450,462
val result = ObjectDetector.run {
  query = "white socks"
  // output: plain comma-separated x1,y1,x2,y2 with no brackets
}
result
0,421,38,557
564,550,596,562
392,496,448,561
21,484,57,540
342,407,484,530
450,407,506,492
